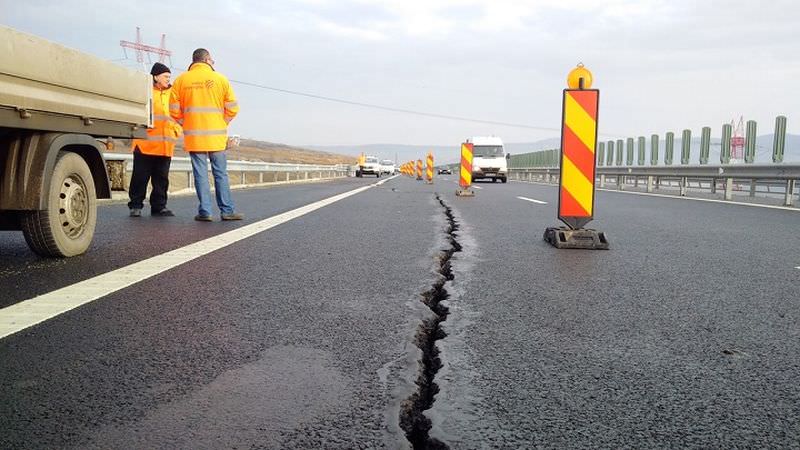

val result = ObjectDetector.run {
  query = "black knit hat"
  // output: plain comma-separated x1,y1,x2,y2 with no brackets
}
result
150,62,171,76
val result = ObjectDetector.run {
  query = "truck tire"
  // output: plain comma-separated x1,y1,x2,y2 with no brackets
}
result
21,151,97,257
501,177,507,183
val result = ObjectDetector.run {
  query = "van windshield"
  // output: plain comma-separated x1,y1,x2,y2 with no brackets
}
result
473,145,504,157
366,157,378,163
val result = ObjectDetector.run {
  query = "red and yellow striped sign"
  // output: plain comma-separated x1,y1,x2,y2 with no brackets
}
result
426,152,434,182
558,89,599,229
416,159,423,179
459,143,473,188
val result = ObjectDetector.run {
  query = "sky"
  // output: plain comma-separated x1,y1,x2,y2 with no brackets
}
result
3,0,799,147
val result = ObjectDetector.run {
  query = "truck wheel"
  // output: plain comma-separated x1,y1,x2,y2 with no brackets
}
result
21,152,97,257
501,177,507,183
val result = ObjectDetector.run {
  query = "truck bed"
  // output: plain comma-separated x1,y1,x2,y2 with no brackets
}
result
0,26,151,138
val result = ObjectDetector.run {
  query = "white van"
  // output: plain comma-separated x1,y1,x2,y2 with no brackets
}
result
467,136,508,183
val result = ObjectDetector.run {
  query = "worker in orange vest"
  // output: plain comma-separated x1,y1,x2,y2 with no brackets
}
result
128,62,182,217
169,48,242,221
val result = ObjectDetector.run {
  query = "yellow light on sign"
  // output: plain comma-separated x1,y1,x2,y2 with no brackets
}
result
567,63,593,89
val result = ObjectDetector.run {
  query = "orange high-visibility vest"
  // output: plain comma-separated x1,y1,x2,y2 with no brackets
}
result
169,63,239,152
132,86,181,157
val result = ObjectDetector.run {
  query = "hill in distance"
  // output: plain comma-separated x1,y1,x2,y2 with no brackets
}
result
109,138,357,165
232,139,356,165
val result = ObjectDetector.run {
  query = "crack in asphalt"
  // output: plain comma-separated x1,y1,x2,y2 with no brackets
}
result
400,195,461,450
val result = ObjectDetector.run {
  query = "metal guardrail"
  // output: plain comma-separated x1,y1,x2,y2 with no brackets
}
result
509,164,800,206
103,153,352,173
103,153,354,190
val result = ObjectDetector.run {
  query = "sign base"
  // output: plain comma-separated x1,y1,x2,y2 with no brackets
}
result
455,188,474,197
543,226,609,250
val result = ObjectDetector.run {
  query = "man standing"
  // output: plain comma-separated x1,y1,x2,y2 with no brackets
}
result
169,48,243,221
128,62,180,217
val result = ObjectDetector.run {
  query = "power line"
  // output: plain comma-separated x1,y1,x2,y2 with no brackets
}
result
116,57,618,136
228,79,563,133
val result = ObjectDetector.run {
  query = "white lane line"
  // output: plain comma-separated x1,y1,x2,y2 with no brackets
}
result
795,266,800,270
0,178,393,340
472,185,483,190
511,180,800,213
517,196,548,205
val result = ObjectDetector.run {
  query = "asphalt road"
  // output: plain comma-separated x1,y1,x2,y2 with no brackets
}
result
431,177,800,448
1,175,799,448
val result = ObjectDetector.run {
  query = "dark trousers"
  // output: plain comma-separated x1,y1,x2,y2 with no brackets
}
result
128,148,172,211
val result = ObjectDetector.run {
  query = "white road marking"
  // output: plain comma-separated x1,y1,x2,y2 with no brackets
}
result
0,177,394,340
472,185,483,190
796,266,800,270
510,180,800,212
517,196,548,205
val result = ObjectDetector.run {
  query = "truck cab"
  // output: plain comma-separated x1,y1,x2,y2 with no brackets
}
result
467,136,508,183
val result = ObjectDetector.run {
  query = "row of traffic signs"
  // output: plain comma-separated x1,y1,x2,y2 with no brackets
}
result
400,64,609,249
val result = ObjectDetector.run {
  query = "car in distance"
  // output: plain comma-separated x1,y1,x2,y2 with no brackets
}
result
380,159,395,175
357,155,382,177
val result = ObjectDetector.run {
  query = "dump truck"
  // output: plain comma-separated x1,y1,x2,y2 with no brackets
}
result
0,26,152,257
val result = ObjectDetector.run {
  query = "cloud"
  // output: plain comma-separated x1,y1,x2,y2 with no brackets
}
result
2,0,799,146
317,19,388,41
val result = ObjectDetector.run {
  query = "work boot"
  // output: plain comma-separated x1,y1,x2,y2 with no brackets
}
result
129,208,141,217
152,208,175,217
221,212,244,221
194,214,213,222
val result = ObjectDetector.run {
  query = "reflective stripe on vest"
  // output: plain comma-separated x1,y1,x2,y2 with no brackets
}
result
145,135,179,142
183,128,228,136
185,106,225,113
153,114,176,123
